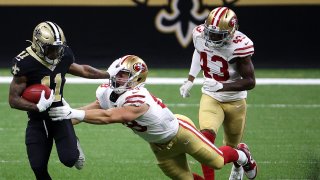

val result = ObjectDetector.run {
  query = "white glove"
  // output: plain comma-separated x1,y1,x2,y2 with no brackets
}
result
37,90,55,112
48,98,85,121
107,59,125,77
203,78,223,92
180,81,193,98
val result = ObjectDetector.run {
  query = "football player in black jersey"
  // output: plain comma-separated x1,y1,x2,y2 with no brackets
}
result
8,21,123,180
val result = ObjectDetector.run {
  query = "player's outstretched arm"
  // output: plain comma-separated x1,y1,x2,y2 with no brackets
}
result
72,100,102,125
50,101,149,125
68,62,124,79
83,104,149,124
68,63,108,79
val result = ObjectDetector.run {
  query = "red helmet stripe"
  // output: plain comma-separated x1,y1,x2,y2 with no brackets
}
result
120,55,133,64
214,7,228,27
210,7,222,25
211,7,223,25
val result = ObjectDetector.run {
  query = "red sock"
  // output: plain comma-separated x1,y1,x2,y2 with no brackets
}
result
201,130,216,180
193,173,204,180
218,146,239,164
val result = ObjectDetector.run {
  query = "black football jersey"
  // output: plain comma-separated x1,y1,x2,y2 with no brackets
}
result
11,46,75,119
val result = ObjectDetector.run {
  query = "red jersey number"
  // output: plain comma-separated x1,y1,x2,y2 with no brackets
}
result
123,121,147,132
200,52,230,81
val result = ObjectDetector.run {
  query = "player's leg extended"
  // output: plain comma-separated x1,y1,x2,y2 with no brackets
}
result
221,99,246,180
150,115,204,180
53,120,79,168
199,94,225,179
26,120,53,180
178,119,257,179
149,139,194,180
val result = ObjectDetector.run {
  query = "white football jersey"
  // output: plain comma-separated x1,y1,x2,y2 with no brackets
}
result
96,84,179,143
190,25,255,102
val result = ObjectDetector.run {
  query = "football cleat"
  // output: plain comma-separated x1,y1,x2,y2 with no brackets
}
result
237,143,257,179
229,163,244,180
74,138,85,170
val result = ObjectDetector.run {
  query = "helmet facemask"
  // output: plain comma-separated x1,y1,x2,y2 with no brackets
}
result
110,69,142,94
204,24,231,49
203,7,238,49
109,55,148,94
39,43,65,65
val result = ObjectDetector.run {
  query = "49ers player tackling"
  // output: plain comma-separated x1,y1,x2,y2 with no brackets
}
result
49,55,257,180
180,7,257,180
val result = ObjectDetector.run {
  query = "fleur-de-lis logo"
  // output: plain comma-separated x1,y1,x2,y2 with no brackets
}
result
155,0,209,48
12,63,20,75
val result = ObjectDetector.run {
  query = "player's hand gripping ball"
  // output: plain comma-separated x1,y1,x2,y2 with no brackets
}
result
22,84,51,103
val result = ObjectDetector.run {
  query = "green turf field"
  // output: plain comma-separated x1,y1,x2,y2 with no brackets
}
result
1,69,320,179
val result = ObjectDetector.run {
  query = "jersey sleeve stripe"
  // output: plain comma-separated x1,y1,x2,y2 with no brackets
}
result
233,51,254,56
125,95,145,101
178,119,223,156
234,45,254,51
124,100,145,105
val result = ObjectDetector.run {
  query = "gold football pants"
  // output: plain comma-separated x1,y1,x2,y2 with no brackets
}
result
199,94,247,147
150,114,224,180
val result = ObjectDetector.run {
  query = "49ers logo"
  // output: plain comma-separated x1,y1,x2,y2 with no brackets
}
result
133,63,147,73
229,16,238,28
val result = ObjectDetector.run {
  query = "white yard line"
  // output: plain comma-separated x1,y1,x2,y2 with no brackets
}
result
0,102,319,108
1,77,320,85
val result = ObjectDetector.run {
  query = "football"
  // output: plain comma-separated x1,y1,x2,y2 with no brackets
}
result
22,84,51,103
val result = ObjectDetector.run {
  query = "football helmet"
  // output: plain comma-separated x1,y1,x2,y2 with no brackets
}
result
204,7,238,48
31,21,66,65
110,55,148,94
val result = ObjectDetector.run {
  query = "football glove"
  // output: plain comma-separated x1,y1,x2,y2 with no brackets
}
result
106,59,125,77
49,98,85,121
180,80,193,98
37,90,55,112
203,78,223,92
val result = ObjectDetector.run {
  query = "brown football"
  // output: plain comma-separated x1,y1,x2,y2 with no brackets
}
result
22,84,51,103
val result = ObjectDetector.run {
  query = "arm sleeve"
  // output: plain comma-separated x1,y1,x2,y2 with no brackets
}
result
188,50,202,77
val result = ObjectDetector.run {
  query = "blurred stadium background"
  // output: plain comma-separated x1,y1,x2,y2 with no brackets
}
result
0,0,320,179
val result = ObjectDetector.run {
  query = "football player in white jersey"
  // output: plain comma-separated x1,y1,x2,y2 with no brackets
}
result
49,55,257,180
180,7,256,180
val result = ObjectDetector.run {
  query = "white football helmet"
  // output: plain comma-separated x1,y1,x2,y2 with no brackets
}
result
31,21,66,65
110,55,148,94
203,7,238,48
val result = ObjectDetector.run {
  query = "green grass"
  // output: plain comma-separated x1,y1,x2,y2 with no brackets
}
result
1,69,320,179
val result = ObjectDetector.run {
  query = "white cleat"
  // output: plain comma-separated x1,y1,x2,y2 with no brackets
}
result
74,138,85,170
229,163,244,180
237,143,257,179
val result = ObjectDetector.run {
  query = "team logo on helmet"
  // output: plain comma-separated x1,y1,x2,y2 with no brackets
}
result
133,62,147,73
229,16,238,28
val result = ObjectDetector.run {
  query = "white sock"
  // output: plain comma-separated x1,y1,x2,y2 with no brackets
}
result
236,149,247,166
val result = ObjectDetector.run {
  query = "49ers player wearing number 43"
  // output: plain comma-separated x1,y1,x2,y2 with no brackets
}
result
179,7,257,180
